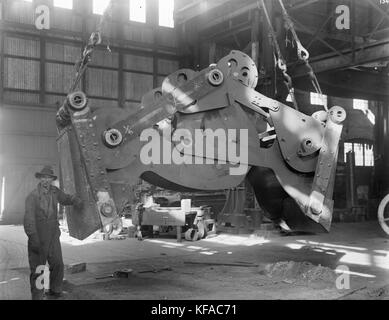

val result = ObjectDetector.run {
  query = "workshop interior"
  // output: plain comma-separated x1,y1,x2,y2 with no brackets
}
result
0,0,388,301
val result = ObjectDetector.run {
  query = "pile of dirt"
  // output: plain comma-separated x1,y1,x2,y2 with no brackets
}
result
264,261,337,288
367,284,389,299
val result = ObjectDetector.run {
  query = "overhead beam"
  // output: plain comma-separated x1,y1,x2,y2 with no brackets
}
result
176,0,319,26
364,27,389,39
366,0,389,23
177,0,371,46
175,0,227,25
292,40,389,78
197,1,365,44
293,69,389,101
200,20,252,41
292,17,366,44
287,0,320,11
198,2,258,32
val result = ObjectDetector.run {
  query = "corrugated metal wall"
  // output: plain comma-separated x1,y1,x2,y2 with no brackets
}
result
0,0,180,223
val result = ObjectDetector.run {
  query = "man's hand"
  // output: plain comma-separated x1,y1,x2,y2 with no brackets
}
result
72,196,84,210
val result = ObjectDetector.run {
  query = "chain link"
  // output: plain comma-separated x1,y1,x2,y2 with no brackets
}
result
69,1,113,93
258,0,299,110
277,0,328,112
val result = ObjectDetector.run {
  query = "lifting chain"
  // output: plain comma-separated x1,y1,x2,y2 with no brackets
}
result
277,0,328,112
70,1,113,93
258,0,299,111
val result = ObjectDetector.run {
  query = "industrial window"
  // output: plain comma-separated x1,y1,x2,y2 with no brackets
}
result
159,0,175,28
344,142,374,167
353,99,375,125
130,0,146,23
54,0,73,9
93,0,110,15
286,93,292,102
353,99,368,112
310,92,327,107
366,109,376,125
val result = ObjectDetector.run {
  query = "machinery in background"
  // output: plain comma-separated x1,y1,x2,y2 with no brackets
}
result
131,199,216,242
218,179,265,234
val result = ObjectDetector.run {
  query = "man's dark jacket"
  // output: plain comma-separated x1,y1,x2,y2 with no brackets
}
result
24,184,76,248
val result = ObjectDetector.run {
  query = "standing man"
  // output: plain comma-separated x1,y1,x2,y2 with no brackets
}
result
24,165,83,300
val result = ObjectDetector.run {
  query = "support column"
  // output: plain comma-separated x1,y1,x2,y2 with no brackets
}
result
374,100,389,197
259,0,275,97
177,22,194,69
0,0,4,104
147,0,159,88
208,42,216,64
115,0,127,108
274,9,288,102
251,9,260,68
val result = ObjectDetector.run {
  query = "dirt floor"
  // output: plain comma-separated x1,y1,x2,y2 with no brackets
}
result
1,221,388,300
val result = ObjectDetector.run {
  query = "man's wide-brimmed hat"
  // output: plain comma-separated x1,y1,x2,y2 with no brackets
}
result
35,165,57,180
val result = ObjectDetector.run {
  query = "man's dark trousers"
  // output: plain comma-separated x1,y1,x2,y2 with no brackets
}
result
28,230,64,300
